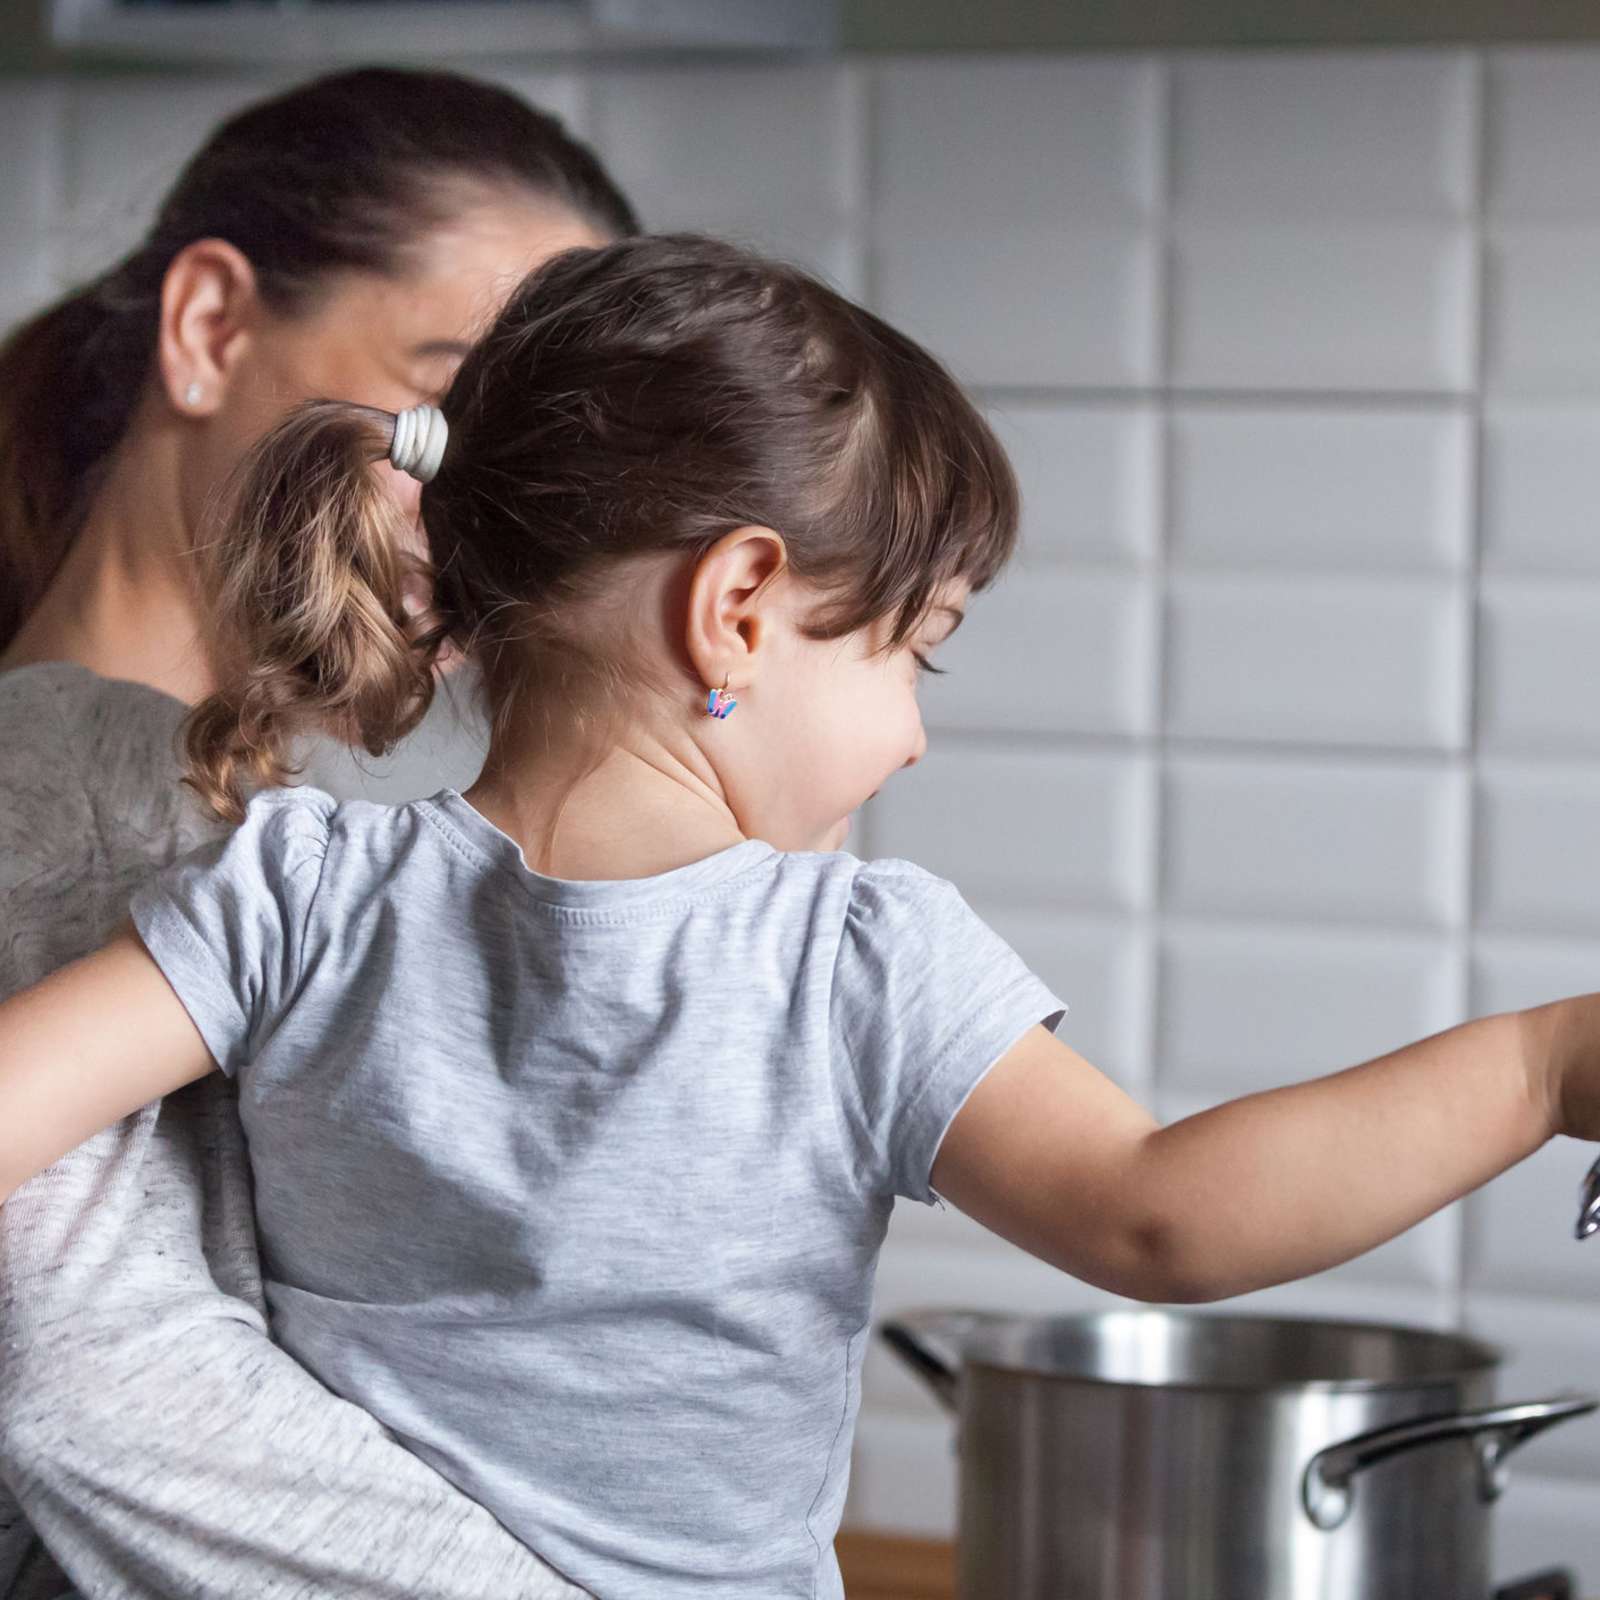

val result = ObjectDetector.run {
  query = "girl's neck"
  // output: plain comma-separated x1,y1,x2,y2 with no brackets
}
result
464,736,750,882
0,416,216,706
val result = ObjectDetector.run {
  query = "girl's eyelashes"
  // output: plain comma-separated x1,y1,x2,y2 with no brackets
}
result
912,651,947,677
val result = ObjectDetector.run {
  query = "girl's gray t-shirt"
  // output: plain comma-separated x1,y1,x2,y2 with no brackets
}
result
129,785,1068,1600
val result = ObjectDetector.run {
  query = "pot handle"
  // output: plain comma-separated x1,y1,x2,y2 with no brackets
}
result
878,1309,999,1414
1302,1393,1599,1532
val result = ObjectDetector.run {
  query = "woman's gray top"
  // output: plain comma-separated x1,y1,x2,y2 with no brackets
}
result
0,662,588,1600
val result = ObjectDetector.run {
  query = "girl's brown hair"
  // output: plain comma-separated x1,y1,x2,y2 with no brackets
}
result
185,233,1020,823
0,66,638,653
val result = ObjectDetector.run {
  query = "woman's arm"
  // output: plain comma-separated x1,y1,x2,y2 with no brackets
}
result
0,923,213,1202
931,1001,1575,1304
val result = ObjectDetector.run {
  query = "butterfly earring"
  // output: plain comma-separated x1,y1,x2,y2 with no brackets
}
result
705,676,737,720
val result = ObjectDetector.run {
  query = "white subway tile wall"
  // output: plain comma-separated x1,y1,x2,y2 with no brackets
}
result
873,58,1164,387
9,41,1600,1580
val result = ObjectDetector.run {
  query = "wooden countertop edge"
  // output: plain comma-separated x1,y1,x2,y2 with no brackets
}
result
833,1534,1595,1599
835,1531,956,1600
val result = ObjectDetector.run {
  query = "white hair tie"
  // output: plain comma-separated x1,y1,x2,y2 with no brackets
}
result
389,404,448,484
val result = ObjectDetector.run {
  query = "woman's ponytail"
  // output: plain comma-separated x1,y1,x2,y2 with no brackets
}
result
183,401,445,823
0,276,156,651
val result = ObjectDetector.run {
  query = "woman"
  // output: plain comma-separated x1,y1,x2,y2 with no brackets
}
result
0,66,636,1599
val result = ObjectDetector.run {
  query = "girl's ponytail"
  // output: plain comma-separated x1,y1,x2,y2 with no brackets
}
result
183,402,443,823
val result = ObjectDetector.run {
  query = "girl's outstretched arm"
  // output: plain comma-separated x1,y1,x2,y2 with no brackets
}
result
930,1002,1578,1305
0,922,213,1201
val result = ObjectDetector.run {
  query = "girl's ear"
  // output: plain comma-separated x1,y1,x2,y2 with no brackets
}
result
155,237,260,419
683,524,789,691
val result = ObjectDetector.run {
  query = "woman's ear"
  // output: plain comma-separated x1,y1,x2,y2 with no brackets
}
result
155,237,259,419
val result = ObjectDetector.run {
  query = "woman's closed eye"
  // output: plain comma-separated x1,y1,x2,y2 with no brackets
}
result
912,651,947,677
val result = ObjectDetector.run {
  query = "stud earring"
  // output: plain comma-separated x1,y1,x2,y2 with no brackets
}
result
705,675,737,720
183,381,203,408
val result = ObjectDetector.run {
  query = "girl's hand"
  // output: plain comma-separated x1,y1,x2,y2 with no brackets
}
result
1522,994,1600,1144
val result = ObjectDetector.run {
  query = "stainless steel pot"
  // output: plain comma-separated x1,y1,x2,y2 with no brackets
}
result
882,1307,1598,1600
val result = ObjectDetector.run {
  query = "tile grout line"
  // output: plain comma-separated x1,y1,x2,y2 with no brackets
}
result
1147,50,1178,1110
574,58,598,148
1453,45,1494,1334
43,73,69,297
972,383,1482,408
856,55,883,863
841,54,872,305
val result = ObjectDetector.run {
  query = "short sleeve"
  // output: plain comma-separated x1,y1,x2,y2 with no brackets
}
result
128,789,334,1077
829,858,1069,1206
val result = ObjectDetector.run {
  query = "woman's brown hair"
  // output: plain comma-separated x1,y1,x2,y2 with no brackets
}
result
0,66,638,653
185,233,1020,824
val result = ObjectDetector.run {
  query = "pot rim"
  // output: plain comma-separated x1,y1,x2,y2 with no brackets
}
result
901,1307,1505,1395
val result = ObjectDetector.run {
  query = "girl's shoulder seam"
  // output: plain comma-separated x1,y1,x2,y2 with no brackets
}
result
848,854,957,903
244,785,341,834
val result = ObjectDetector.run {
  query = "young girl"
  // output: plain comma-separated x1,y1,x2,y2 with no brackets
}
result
2,232,1597,1600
